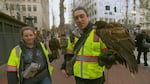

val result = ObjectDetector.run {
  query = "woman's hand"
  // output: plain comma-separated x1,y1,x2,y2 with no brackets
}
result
61,69,70,78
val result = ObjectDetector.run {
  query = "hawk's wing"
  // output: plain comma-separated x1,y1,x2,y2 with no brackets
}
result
95,21,138,74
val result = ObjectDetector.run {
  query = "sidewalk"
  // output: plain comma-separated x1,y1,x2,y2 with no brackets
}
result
0,64,7,84
104,50,150,84
51,51,150,84
105,64,150,84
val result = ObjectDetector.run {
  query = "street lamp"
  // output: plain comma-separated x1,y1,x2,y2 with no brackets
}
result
26,15,34,27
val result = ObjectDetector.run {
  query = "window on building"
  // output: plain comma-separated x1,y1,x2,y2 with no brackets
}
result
105,5,110,10
23,16,26,23
28,5,31,11
109,12,112,15
10,4,14,10
28,0,31,1
33,5,37,11
104,12,108,15
33,0,36,2
16,4,20,11
34,16,37,23
140,17,144,23
22,5,26,11
5,3,9,10
95,10,96,15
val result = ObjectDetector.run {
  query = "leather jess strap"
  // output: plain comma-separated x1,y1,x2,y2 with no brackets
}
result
76,56,98,62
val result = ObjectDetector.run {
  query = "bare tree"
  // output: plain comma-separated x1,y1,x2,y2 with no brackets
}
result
59,0,65,35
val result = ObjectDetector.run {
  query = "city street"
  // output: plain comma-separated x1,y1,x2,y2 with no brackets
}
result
1,0,150,84
0,50,150,84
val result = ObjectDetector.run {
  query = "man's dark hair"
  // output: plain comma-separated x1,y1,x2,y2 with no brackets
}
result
72,6,89,17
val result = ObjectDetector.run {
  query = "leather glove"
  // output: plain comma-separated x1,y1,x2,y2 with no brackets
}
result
98,49,117,69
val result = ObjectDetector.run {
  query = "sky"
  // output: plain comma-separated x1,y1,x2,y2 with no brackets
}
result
49,0,69,28
49,0,60,28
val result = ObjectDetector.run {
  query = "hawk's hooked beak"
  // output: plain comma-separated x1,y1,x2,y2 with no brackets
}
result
93,25,97,29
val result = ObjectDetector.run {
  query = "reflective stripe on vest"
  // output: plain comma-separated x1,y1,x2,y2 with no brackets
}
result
7,65,17,72
76,56,98,62
101,48,107,52
66,49,73,54
93,30,100,42
15,45,20,57
7,46,20,72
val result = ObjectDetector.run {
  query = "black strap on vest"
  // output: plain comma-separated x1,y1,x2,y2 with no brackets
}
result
73,22,93,54
65,22,93,75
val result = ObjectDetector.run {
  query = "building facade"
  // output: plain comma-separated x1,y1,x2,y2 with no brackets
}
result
139,0,150,30
67,0,150,29
0,0,49,30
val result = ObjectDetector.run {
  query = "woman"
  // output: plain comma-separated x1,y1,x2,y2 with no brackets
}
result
7,26,53,84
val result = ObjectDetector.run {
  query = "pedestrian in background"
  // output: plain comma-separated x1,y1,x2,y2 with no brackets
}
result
61,7,107,84
7,26,53,84
60,34,68,55
135,30,150,66
35,30,44,43
134,25,142,35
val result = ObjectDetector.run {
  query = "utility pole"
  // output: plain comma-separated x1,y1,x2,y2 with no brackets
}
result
125,0,129,28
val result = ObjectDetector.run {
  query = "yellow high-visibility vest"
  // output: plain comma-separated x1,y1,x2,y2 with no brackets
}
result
66,37,74,54
71,29,107,79
7,42,53,83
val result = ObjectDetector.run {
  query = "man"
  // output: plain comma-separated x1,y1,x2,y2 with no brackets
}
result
134,25,142,35
61,7,107,84
135,30,150,66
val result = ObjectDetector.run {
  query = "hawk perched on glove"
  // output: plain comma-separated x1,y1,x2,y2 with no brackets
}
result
95,21,138,74
48,36,60,62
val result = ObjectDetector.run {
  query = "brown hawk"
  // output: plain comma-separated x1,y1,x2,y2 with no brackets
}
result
49,37,60,62
95,21,138,74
